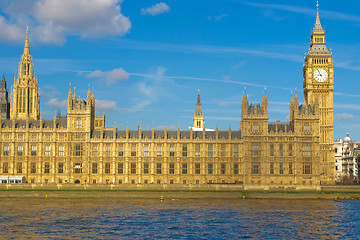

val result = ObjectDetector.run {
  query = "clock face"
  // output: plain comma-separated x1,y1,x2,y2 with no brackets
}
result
313,68,328,82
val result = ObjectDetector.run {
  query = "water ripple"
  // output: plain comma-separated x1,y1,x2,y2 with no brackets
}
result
0,198,359,239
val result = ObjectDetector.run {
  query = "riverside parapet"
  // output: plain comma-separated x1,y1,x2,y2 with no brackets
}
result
0,184,360,200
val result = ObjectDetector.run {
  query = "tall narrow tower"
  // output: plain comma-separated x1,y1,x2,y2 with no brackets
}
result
193,92,204,129
10,27,40,120
0,75,10,119
303,2,335,184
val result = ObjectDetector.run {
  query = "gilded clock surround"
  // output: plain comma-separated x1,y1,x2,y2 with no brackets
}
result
313,68,329,83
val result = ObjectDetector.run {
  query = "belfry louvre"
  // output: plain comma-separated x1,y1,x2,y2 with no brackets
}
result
0,5,335,189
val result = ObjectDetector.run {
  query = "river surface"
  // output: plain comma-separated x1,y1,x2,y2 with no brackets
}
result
0,198,359,239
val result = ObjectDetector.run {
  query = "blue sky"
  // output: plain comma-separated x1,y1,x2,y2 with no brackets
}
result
0,0,359,141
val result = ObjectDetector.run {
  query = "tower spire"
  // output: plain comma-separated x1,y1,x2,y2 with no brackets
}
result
196,91,202,116
313,1,324,34
24,26,30,55
308,1,329,54
87,83,91,99
192,90,204,129
11,26,39,120
1,75,6,89
68,83,72,96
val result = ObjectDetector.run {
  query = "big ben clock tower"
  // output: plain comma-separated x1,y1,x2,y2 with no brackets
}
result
303,2,335,185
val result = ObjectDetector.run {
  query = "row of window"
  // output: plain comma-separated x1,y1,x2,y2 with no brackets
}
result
115,144,238,158
252,143,311,157
1,162,240,175
269,162,293,175
2,134,66,140
252,123,311,134
1,144,240,158
251,162,312,175
1,143,312,158
2,162,313,175
3,145,64,157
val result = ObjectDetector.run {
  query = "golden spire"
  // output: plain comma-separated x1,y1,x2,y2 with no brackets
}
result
68,84,72,98
87,83,91,98
316,1,319,22
317,1,319,12
313,1,324,33
24,26,30,55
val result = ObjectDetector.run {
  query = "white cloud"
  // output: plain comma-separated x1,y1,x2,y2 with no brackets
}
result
334,113,354,120
96,99,117,111
124,66,172,112
87,67,129,85
47,98,67,108
243,2,313,16
41,85,61,99
0,0,131,44
0,15,23,42
243,2,360,23
335,104,360,111
128,82,159,112
335,61,360,72
334,92,360,98
128,99,153,112
154,66,167,82
138,82,153,98
112,39,303,64
34,0,131,40
141,2,170,16
208,14,229,21
130,67,290,91
33,22,66,45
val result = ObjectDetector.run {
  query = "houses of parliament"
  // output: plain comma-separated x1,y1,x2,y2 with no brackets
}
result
0,4,335,189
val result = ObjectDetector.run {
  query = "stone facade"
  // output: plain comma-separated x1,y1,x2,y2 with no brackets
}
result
0,4,335,189
335,134,360,184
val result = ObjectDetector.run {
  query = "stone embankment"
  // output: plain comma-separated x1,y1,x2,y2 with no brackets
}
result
0,184,360,200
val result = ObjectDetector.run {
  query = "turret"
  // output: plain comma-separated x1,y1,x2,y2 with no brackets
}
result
138,124,142,139
177,124,180,139
241,89,248,117
87,84,91,102
192,91,204,129
151,123,155,139
1,75,6,89
67,85,73,108
261,88,268,115
195,93,202,116
11,27,40,120
290,93,294,122
66,83,96,132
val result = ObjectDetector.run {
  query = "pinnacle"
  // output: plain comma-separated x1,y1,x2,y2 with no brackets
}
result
313,1,324,33
23,26,30,55
1,75,6,89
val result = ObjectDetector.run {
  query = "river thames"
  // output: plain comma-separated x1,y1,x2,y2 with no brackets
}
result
0,198,359,239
